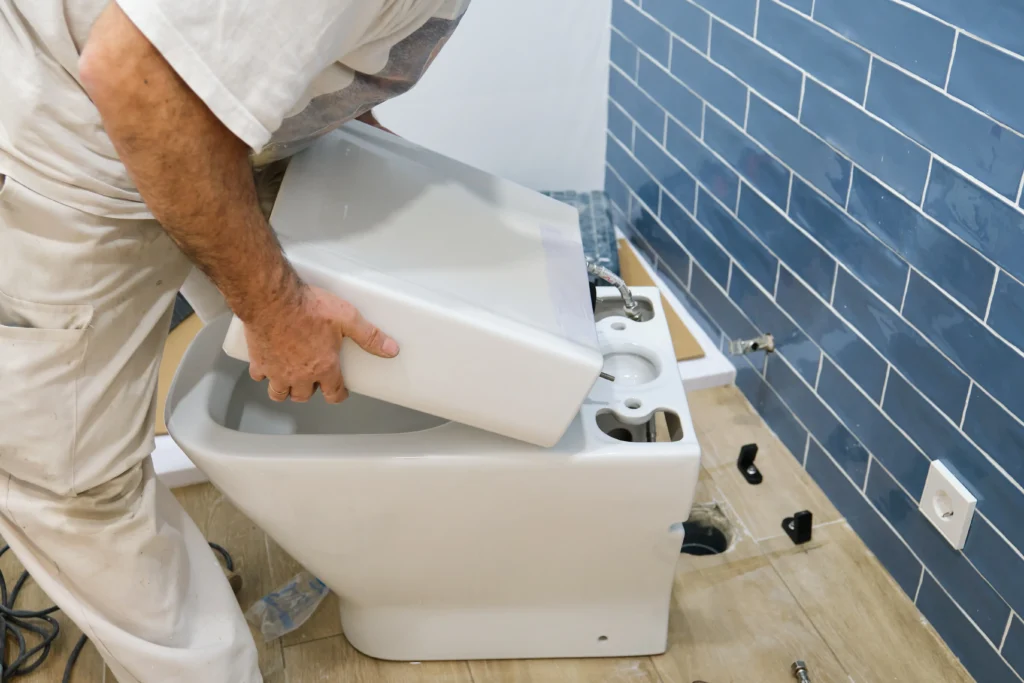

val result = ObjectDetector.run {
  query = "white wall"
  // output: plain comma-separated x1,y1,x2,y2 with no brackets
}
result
376,0,611,192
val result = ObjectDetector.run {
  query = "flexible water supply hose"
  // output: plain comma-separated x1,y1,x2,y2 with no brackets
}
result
586,260,643,321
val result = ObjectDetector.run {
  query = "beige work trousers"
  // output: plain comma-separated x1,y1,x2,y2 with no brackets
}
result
0,174,261,682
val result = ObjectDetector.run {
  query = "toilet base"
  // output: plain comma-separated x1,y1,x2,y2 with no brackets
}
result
340,602,670,661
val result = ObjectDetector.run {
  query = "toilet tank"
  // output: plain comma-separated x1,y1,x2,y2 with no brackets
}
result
221,122,603,447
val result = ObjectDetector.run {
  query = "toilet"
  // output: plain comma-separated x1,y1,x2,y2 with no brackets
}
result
164,123,702,662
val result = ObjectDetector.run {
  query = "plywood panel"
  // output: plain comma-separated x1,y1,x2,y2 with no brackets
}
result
762,524,973,682
688,386,840,540
617,239,704,361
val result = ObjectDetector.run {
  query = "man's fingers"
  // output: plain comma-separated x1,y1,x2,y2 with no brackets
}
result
267,382,290,403
290,381,315,403
249,364,266,382
340,307,399,358
320,366,348,404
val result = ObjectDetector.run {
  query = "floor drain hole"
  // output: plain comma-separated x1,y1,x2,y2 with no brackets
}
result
679,506,732,556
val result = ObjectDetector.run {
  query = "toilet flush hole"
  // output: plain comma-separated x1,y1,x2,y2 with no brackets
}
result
597,636,608,642
625,398,642,409
611,321,626,331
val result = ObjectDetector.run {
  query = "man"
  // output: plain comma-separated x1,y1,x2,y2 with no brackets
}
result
0,0,470,680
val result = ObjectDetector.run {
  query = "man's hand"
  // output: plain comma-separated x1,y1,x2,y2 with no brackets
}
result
79,3,397,403
246,286,398,403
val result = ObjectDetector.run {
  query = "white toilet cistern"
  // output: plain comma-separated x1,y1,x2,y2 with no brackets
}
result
165,121,702,662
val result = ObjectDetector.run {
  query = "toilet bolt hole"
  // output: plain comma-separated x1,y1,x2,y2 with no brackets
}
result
625,398,642,409
611,322,626,331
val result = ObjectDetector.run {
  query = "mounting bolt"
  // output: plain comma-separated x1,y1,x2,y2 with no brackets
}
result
792,660,810,682
783,510,813,545
737,444,763,485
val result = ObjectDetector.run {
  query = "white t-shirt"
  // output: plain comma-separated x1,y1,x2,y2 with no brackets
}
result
0,0,470,219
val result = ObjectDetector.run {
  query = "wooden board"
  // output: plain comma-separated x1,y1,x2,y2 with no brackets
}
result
155,314,204,435
617,238,704,362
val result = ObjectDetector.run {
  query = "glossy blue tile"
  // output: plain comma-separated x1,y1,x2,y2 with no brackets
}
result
610,68,665,145
789,179,908,307
848,170,996,317
866,464,1011,642
805,442,922,598
670,39,748,125
987,272,1024,353
775,0,812,15
775,268,887,400
607,133,660,213
758,0,870,101
696,189,778,291
765,355,870,484
637,55,702,136
691,264,757,341
634,129,697,211
635,206,692,284
629,230,659,269
643,0,709,52
964,515,1024,618
818,359,930,498
801,81,930,204
815,0,954,87
964,389,1024,495
736,364,809,460
704,110,790,209
833,269,969,419
730,267,820,384
746,95,852,204
903,272,1024,422
949,36,1024,136
661,192,731,286
923,161,1024,284
667,120,739,206
739,192,835,300
1002,617,1024,677
610,29,638,78
691,0,756,35
710,20,802,115
607,101,633,148
909,0,1024,64
916,573,1019,683
605,165,630,214
867,62,1024,199
611,0,670,65
883,371,1024,554
664,272,724,344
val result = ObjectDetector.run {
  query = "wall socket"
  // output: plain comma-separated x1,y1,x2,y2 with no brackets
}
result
919,461,976,550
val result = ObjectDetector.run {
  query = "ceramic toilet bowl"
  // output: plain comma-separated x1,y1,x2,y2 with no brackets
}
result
166,291,701,662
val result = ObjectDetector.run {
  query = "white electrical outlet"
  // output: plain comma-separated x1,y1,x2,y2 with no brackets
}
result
919,461,976,550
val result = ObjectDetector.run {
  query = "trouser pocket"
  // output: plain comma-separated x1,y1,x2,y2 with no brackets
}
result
0,289,94,494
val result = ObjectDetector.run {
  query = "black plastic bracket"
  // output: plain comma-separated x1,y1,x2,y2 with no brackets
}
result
737,444,762,485
783,510,813,545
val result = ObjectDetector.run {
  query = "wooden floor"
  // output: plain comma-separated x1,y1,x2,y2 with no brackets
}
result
7,386,972,682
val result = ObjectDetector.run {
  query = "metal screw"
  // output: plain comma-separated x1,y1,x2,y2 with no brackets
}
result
599,372,616,382
787,520,796,531
792,660,810,682
746,465,758,476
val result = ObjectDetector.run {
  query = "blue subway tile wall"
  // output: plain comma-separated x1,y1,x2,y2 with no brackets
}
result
606,1,1024,677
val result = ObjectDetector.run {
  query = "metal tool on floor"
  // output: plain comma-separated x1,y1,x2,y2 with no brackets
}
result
792,660,811,682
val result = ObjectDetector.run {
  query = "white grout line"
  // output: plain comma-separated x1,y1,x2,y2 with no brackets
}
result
706,10,712,54
801,434,811,468
809,0,816,18
785,173,794,213
814,352,825,390
726,260,734,293
829,261,839,305
960,381,973,429
862,456,873,494
700,103,707,139
1017,169,1024,206
657,187,664,217
663,114,669,146
879,365,892,406
773,260,782,299
687,256,694,289
913,566,925,603
863,55,873,108
753,0,761,39
735,181,743,213
943,30,960,92
631,122,636,151
920,155,934,208
899,268,912,314
1000,611,1015,652
797,74,807,120
743,88,752,130
844,169,855,210
984,270,1000,323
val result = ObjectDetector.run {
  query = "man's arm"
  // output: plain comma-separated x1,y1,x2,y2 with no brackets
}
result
79,2,398,403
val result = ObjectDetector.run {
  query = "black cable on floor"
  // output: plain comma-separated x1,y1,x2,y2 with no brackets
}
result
0,542,234,681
